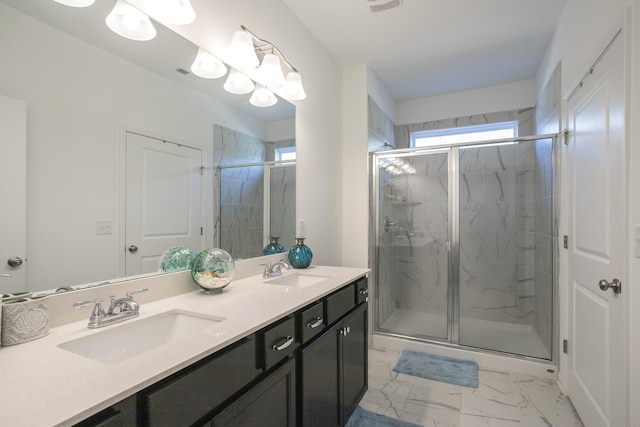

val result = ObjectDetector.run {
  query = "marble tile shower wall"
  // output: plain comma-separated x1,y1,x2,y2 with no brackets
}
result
368,96,396,151
214,125,267,259
534,62,562,356
391,153,450,317
368,97,398,326
459,142,536,324
269,165,296,252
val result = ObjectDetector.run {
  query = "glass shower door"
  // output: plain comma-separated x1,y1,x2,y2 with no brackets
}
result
458,140,552,359
375,149,451,341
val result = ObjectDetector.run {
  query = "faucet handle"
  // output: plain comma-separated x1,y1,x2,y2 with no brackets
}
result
125,288,149,299
74,298,106,323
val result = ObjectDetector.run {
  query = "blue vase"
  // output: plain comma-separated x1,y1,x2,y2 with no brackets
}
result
263,236,286,255
288,238,313,269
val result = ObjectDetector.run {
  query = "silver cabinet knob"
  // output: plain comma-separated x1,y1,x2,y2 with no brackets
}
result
598,278,622,294
128,245,139,253
7,257,23,267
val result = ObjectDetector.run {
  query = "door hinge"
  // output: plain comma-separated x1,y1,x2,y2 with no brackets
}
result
563,129,569,145
563,339,568,354
201,227,203,236
563,235,568,249
200,166,204,176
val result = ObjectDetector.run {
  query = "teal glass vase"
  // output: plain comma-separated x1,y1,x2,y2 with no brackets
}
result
288,238,313,269
263,236,286,255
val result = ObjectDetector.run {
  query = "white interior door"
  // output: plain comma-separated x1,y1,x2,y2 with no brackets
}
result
125,132,203,275
567,31,626,427
0,95,27,293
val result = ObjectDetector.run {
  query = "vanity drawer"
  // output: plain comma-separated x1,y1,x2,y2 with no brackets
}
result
325,284,356,325
355,277,369,305
300,301,325,344
257,316,298,371
143,337,259,427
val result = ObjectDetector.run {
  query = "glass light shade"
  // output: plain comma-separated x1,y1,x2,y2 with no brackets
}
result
250,85,277,108
143,0,195,25
106,0,157,41
257,53,286,87
282,72,307,100
227,30,259,69
191,48,227,79
52,0,95,7
223,69,255,94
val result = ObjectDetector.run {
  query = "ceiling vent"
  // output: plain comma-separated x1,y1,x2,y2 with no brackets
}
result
367,0,403,13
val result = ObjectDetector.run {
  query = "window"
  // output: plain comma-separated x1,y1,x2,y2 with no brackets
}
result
411,121,518,148
275,146,296,161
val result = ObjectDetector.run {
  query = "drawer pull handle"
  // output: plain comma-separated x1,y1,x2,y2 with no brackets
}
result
306,317,323,329
340,326,351,336
359,288,369,296
272,336,294,351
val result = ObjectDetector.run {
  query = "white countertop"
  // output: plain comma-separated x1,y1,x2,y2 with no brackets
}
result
0,265,368,427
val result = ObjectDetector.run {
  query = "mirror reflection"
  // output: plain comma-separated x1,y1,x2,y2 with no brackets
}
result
0,0,295,295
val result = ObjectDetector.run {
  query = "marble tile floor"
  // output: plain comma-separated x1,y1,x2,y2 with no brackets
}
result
360,347,584,427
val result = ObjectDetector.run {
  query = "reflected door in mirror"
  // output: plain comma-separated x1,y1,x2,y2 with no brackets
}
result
0,95,27,292
125,132,204,275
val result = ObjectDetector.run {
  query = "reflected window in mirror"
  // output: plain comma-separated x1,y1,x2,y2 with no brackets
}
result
276,146,296,161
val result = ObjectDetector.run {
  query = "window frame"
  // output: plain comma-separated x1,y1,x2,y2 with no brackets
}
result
410,121,518,148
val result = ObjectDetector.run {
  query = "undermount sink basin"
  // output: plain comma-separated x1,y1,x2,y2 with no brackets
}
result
58,310,225,364
264,272,332,288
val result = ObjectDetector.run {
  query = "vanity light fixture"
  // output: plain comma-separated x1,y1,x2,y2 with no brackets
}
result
257,53,286,87
106,0,157,41
226,30,260,69
282,71,307,101
191,48,227,79
225,25,307,101
223,69,255,94
143,0,195,25
250,85,278,108
52,0,96,7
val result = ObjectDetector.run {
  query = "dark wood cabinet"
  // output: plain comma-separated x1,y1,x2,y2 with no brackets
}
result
300,287,368,427
211,357,296,427
74,394,137,427
339,303,368,425
74,275,368,427
142,337,260,427
300,322,340,427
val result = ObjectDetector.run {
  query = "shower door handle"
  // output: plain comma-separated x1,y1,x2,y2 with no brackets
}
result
598,278,621,294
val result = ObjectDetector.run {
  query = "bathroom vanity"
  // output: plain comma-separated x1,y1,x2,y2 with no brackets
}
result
0,265,368,427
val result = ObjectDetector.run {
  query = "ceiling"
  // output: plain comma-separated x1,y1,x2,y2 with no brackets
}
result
283,0,567,101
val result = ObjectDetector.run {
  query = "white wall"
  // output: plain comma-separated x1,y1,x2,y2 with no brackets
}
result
395,79,537,125
142,0,345,266
536,1,639,424
0,4,266,291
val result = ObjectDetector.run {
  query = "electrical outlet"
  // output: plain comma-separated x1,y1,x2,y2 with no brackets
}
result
96,220,113,235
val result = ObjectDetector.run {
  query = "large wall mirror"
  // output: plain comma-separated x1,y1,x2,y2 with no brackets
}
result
0,0,295,295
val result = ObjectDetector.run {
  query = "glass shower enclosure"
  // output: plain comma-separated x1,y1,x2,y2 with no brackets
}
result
218,162,296,260
372,136,554,360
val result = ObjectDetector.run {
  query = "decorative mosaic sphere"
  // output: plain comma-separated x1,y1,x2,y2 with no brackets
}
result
191,249,235,292
159,247,198,273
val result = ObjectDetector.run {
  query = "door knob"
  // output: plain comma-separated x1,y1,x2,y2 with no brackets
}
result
598,278,621,294
128,245,139,253
7,257,23,267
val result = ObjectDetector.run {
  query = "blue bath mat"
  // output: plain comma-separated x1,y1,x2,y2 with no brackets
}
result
393,351,479,388
345,406,421,427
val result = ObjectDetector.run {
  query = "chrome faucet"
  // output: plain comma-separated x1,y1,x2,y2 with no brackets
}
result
74,288,148,329
261,259,291,278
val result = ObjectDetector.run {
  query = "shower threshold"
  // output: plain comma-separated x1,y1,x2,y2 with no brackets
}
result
379,309,551,360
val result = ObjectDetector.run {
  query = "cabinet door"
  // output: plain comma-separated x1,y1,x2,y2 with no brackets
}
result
340,304,368,425
74,394,136,427
143,338,259,427
212,358,296,427
300,324,339,427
